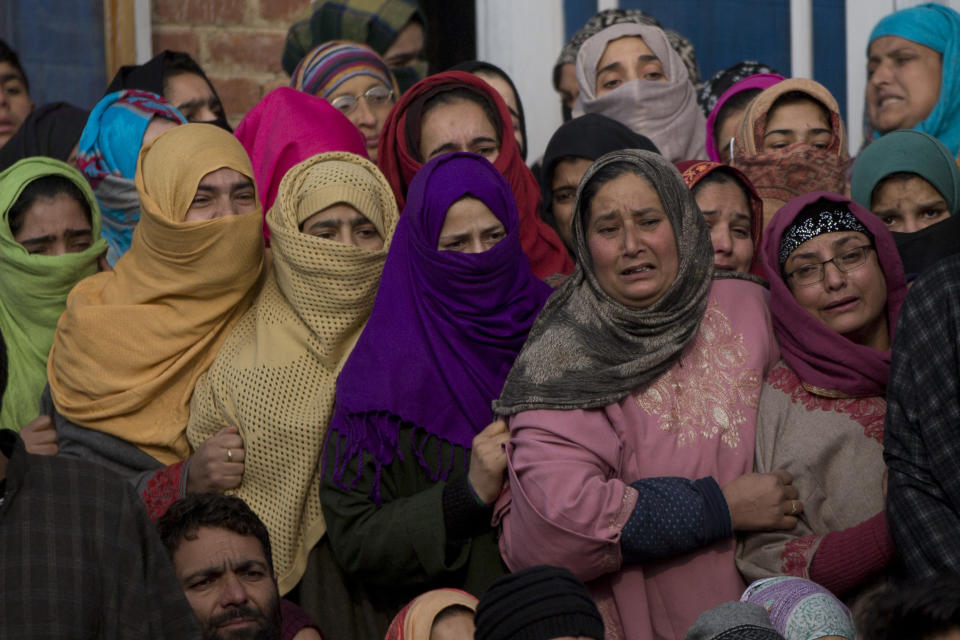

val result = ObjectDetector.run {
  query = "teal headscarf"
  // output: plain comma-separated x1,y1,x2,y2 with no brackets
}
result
852,129,960,216
75,90,185,265
869,3,960,156
0,158,108,431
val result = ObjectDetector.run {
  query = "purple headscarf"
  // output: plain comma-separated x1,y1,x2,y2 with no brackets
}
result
705,73,784,162
763,191,907,397
327,152,553,500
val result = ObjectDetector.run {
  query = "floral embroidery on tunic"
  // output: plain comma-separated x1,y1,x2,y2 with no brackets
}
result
767,363,886,444
780,534,819,576
635,300,761,448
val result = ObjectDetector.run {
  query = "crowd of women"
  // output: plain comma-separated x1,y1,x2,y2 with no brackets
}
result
1,0,960,638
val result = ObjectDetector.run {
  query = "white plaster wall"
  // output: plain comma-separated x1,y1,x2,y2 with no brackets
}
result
135,0,152,64
475,0,567,163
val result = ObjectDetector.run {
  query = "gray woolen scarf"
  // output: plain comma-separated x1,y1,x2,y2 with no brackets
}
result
494,149,714,415
572,23,707,163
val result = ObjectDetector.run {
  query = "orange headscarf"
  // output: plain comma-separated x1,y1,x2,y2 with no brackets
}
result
47,123,266,464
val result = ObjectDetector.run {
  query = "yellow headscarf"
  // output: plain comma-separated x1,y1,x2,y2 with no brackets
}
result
47,123,266,464
187,151,398,593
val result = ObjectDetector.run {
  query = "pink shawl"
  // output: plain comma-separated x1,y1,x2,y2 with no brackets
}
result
705,73,784,162
234,87,368,241
762,191,907,397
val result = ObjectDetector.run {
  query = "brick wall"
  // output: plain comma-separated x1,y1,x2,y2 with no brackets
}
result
151,0,310,126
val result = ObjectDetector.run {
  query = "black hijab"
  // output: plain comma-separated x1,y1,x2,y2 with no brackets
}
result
449,60,528,160
539,114,659,231
893,215,960,281
0,102,89,171
106,50,232,132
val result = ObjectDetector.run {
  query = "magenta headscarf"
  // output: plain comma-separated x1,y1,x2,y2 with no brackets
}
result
326,152,552,501
234,87,367,241
762,191,907,397
705,73,784,162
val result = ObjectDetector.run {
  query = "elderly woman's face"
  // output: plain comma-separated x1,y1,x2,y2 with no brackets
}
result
327,75,395,162
867,35,942,133
595,36,667,96
587,171,678,307
783,230,889,349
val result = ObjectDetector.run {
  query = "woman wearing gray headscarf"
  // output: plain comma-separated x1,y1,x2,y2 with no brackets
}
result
554,9,702,122
572,24,707,162
494,150,796,640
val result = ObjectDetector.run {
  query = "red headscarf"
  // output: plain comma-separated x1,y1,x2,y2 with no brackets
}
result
679,160,764,276
235,87,368,241
377,71,573,280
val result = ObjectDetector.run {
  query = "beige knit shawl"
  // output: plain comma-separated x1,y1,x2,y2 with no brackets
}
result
187,152,398,594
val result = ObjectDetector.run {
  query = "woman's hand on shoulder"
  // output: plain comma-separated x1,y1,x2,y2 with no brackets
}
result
20,415,59,456
468,419,511,504
187,425,245,493
722,469,801,531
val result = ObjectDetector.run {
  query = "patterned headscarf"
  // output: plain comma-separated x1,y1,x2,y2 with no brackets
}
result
731,79,849,227
281,0,427,94
868,3,960,156
698,61,781,116
75,90,186,265
187,151,398,595
289,40,398,98
741,577,856,640
495,150,715,415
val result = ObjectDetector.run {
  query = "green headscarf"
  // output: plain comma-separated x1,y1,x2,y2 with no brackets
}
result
851,129,960,217
0,157,107,430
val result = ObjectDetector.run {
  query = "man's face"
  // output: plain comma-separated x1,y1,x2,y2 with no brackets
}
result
172,526,281,640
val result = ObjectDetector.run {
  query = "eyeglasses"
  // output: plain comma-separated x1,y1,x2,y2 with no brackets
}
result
786,245,875,287
329,86,394,115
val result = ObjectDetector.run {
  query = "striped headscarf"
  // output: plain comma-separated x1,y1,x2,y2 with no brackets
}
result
290,40,398,98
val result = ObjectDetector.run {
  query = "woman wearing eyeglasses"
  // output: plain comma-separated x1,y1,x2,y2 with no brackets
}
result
737,191,907,605
290,41,399,162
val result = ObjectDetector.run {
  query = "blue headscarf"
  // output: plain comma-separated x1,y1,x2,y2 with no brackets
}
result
76,90,186,264
869,3,960,156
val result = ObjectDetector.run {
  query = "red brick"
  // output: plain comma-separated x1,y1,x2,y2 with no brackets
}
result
152,29,201,58
258,0,311,23
206,30,286,73
153,0,247,26
209,75,263,119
